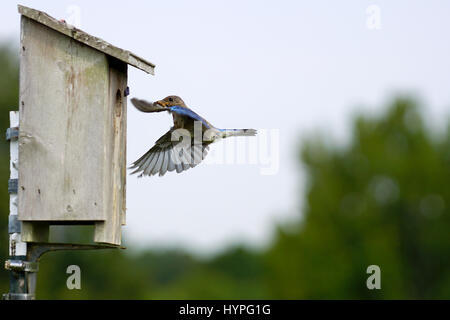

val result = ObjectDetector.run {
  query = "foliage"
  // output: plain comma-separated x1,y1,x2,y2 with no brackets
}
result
266,98,450,299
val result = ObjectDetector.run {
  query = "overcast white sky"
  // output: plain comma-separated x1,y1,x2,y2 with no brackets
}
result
1,1,450,256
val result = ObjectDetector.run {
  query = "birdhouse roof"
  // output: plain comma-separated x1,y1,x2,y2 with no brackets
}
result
18,5,155,75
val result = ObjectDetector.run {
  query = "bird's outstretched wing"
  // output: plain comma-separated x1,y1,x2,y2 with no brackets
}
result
129,129,210,177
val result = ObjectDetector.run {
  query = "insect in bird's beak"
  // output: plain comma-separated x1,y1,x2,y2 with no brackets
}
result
155,100,168,107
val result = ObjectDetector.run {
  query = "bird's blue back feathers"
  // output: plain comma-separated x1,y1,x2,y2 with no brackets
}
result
169,105,212,129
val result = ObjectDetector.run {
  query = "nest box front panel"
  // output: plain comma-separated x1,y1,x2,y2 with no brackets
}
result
18,17,126,223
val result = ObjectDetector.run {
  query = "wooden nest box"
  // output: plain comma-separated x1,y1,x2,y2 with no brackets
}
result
16,5,155,245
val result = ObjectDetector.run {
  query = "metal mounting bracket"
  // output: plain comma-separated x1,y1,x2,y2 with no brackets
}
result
5,260,39,273
26,242,123,262
8,215,21,233
8,179,18,194
3,293,35,300
6,127,19,141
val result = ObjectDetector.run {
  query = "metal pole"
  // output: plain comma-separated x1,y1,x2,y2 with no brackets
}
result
3,111,33,300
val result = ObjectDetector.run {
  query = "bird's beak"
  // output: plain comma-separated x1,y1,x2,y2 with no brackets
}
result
155,100,168,107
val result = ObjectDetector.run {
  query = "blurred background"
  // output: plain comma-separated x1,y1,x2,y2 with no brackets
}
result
1,1,450,299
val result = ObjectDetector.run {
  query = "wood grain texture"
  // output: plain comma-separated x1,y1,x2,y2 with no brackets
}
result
16,13,129,245
94,58,127,245
19,16,107,222
18,16,126,233
18,5,155,75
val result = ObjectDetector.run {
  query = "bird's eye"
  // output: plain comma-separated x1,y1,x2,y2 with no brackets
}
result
168,97,173,102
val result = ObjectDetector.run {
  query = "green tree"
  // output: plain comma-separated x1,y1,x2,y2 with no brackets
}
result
266,98,450,299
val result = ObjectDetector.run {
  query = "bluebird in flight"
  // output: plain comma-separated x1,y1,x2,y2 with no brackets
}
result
130,96,257,177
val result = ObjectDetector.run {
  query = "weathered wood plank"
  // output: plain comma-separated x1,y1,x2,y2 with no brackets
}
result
16,9,132,245
94,58,127,245
18,16,111,222
18,5,155,75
